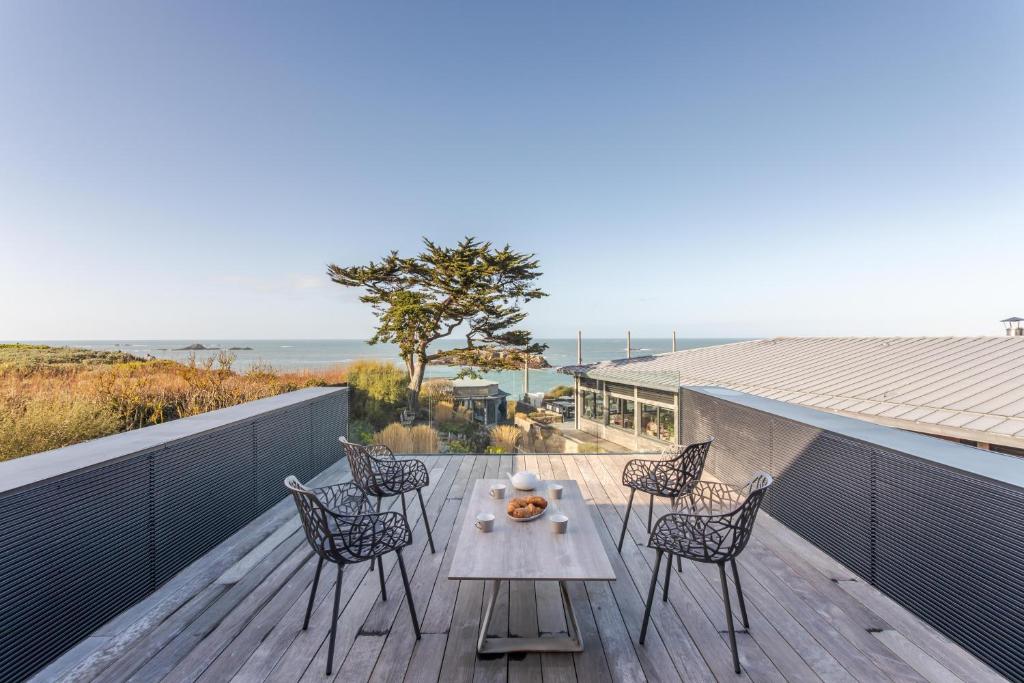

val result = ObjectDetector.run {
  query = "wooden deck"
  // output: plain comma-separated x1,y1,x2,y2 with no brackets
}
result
40,455,1004,683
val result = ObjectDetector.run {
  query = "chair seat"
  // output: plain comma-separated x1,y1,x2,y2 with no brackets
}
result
627,471,678,496
324,514,410,563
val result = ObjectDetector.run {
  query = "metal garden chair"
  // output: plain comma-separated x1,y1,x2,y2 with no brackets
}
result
284,476,421,676
638,472,773,674
339,439,436,565
617,439,713,553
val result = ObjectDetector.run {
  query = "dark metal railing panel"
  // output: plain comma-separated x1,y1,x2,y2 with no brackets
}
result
770,424,874,580
874,451,1024,678
0,456,151,683
682,386,1023,681
0,387,348,683
152,422,258,585
256,405,314,513
313,394,347,473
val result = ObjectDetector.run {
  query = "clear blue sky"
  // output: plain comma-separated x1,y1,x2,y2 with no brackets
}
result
1,1,1022,340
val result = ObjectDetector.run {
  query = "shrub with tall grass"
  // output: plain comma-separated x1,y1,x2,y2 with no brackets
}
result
373,423,439,454
430,400,472,426
489,424,523,453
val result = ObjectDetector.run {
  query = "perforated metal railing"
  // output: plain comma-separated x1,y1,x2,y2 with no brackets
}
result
682,386,1024,682
0,387,348,683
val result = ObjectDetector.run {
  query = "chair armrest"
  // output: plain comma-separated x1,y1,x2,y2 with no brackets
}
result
312,482,371,517
622,457,656,484
367,445,396,460
369,457,430,492
623,457,689,495
675,480,749,517
327,510,412,559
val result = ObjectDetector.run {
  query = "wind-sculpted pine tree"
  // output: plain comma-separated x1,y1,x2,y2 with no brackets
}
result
328,237,547,411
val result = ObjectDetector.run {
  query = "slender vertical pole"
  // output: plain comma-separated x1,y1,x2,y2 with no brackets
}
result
523,352,530,395
577,330,582,365
626,331,632,359
672,330,677,352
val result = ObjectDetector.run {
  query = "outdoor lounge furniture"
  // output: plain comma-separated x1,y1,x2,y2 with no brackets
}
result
617,439,713,553
339,439,436,563
284,476,420,675
639,473,773,674
447,479,615,653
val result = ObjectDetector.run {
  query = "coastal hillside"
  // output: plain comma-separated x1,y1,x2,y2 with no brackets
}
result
0,344,347,461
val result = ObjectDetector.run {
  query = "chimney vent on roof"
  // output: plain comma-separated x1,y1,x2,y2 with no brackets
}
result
1001,317,1024,336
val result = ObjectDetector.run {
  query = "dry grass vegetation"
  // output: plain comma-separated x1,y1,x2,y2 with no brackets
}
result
0,344,347,461
372,423,440,454
1,345,570,460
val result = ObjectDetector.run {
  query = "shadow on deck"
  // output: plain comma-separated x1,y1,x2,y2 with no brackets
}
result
36,455,1004,683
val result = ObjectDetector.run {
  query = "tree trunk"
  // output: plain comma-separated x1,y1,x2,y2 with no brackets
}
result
407,353,427,413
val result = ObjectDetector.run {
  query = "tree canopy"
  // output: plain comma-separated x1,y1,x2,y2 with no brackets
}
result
327,237,547,408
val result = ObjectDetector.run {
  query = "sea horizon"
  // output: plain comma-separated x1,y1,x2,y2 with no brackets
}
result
8,337,748,396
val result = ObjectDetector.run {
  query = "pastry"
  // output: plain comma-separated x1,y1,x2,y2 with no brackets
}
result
506,495,547,518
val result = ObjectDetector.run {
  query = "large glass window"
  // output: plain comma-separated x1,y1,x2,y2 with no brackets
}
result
580,389,605,422
640,402,675,441
608,396,635,430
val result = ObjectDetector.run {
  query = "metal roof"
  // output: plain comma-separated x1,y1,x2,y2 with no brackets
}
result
560,337,1024,447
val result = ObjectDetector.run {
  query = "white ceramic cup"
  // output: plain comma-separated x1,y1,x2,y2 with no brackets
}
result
489,484,507,500
475,512,495,533
550,513,569,534
548,484,564,500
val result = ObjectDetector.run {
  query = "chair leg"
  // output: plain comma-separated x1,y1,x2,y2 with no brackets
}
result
416,488,435,554
640,549,663,644
377,555,388,601
677,553,682,572
401,492,407,518
647,494,654,533
719,562,741,674
371,496,382,571
326,564,344,676
303,556,324,630
731,558,749,628
662,553,672,602
617,489,635,553
396,549,421,639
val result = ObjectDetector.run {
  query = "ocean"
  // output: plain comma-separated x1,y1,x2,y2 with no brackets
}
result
24,338,746,396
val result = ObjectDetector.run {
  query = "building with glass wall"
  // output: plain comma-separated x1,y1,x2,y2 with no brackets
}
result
561,336,1024,456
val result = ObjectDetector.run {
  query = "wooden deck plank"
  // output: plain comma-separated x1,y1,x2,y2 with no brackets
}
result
596,456,831,683
586,455,750,681
132,533,308,682
297,456,458,682
571,454,719,683
54,455,1003,683
507,454,543,683
473,455,510,683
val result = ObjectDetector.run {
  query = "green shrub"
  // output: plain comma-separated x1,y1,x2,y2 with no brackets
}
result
347,419,376,445
346,360,408,428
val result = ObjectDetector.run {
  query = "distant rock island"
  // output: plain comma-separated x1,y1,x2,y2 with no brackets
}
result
172,344,253,351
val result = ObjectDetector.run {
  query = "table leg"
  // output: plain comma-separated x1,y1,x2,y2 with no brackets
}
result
477,580,584,654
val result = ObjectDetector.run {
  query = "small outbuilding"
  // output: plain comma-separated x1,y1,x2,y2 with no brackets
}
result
451,379,509,426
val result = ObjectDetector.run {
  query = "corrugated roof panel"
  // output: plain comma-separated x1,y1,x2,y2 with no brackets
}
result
860,402,898,416
936,412,981,428
895,407,940,422
959,415,1007,432
916,409,958,425
565,336,1024,444
989,419,1024,436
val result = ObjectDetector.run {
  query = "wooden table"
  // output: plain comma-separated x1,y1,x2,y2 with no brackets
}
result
448,479,616,654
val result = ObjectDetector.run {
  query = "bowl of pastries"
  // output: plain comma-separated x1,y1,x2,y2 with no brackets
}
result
506,495,548,522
